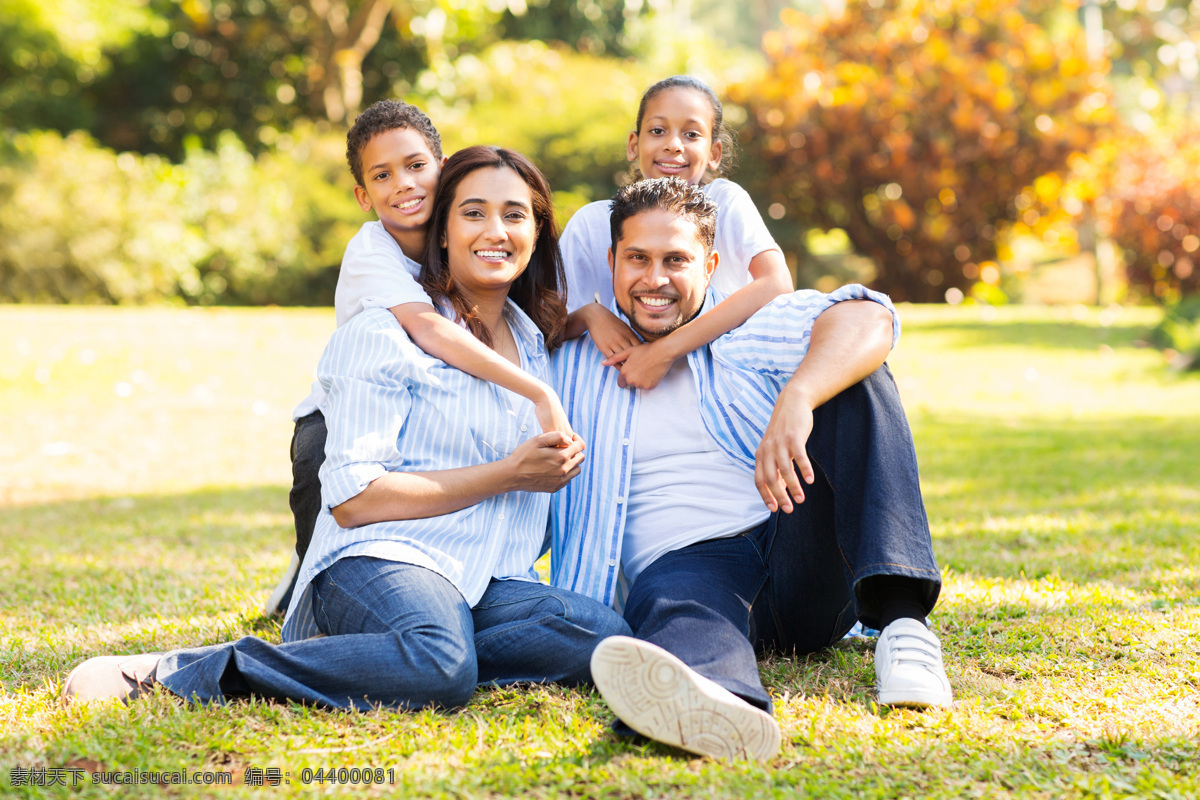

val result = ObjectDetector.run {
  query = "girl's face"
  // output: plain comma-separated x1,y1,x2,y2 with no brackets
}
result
440,166,537,297
627,87,722,186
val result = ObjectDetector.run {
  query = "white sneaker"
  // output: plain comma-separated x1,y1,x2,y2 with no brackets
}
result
590,636,781,761
263,552,299,617
874,618,953,708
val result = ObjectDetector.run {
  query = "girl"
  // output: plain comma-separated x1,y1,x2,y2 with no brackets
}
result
561,75,793,389
63,147,628,710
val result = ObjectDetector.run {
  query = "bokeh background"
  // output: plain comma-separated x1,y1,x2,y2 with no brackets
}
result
2,0,1199,361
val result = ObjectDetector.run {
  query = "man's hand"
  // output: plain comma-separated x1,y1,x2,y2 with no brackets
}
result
505,431,586,493
603,340,677,390
754,383,817,514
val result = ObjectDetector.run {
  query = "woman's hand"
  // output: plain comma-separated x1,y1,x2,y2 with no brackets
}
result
505,431,586,493
581,304,640,359
603,340,677,390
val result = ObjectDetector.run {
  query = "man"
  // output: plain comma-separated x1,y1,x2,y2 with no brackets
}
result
548,178,950,762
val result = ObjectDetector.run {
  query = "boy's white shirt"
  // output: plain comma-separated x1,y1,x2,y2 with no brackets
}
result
559,178,781,313
292,221,431,419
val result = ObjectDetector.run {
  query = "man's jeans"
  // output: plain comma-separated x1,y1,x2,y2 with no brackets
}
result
156,556,631,711
623,364,941,712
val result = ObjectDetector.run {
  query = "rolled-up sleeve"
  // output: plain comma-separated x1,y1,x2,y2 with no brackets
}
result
317,310,414,510
715,284,900,379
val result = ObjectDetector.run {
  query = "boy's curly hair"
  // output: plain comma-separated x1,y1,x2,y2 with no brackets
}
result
345,100,442,186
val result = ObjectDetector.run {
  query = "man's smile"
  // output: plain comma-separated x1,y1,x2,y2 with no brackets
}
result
633,293,678,310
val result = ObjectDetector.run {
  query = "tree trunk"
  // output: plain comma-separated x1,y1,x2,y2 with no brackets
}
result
306,0,395,123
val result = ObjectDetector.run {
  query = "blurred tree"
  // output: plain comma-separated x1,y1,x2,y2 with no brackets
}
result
413,41,653,213
1090,121,1200,303
496,0,649,55
730,0,1113,302
37,0,500,158
0,0,157,134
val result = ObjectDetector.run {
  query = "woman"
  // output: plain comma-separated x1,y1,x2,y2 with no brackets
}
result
62,147,630,710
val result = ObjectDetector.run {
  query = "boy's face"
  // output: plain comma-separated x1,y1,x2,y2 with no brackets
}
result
609,207,717,342
353,127,445,244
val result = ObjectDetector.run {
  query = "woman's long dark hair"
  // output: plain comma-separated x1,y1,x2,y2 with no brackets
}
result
419,145,568,350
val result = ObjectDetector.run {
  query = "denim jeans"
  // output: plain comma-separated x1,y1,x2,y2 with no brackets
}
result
623,364,941,712
156,556,630,710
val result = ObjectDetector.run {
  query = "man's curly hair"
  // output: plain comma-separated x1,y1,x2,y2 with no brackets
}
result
345,100,442,186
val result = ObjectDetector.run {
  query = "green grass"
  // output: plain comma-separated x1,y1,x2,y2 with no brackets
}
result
2,303,1198,799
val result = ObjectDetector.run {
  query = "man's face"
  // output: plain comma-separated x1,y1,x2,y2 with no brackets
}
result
609,207,717,342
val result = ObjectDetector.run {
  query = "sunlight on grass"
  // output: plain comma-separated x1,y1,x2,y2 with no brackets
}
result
3,304,1199,799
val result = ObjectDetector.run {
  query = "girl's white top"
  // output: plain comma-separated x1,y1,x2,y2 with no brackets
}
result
558,178,780,313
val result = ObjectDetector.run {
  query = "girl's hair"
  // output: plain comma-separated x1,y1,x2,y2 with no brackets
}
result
346,100,442,186
630,75,738,183
419,146,568,351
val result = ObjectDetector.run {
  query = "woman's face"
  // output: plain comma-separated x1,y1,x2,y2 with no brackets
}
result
441,166,537,296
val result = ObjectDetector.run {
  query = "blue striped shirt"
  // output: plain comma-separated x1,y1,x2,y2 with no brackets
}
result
282,304,550,642
547,284,900,608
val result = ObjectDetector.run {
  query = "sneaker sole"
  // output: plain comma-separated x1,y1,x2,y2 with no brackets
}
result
877,686,953,708
590,636,781,762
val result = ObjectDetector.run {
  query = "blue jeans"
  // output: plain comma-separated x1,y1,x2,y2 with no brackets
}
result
623,365,940,712
156,556,630,710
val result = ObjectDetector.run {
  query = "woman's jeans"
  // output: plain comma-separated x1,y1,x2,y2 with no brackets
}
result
156,556,631,711
623,365,941,712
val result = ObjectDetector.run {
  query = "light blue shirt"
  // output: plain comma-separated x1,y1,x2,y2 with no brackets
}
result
282,304,550,642
547,284,901,608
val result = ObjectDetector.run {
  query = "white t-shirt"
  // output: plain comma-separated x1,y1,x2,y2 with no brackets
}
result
620,358,770,584
292,221,431,419
560,178,780,313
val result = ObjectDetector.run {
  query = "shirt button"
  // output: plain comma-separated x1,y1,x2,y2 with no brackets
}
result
621,438,630,446
616,497,624,504
608,559,617,567
520,424,528,432
498,512,505,520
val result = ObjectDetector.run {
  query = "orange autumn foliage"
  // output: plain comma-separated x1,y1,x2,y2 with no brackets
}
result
731,0,1112,302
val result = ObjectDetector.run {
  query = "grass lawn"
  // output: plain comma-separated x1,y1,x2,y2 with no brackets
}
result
1,303,1197,799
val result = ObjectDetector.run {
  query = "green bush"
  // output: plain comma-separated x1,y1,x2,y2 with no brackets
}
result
0,128,361,305
415,41,652,219
1148,294,1200,370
